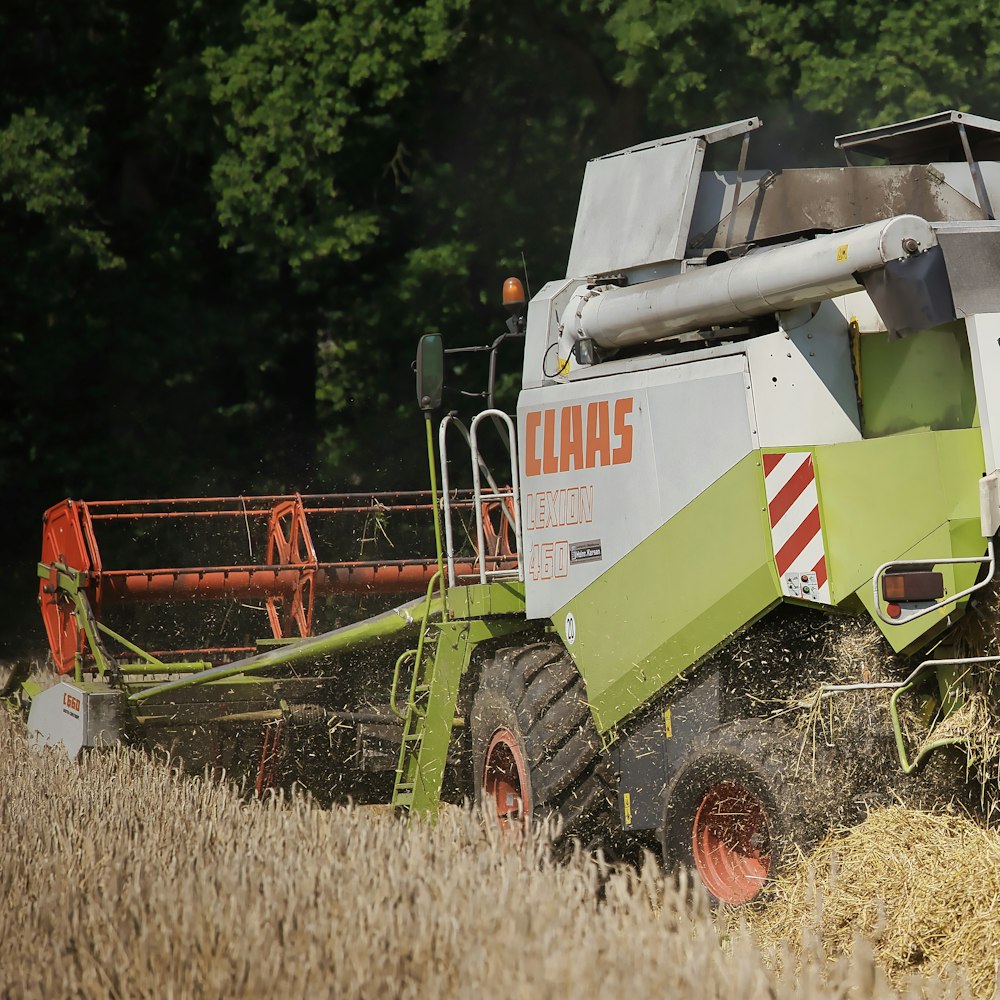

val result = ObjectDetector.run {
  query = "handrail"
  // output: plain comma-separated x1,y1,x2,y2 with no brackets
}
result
439,413,521,587
817,652,1000,773
438,414,465,588
470,410,523,585
872,538,995,625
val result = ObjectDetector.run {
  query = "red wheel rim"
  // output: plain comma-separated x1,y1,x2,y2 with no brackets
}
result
483,727,531,834
691,781,772,904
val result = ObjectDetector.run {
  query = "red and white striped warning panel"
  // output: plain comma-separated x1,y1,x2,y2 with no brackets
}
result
762,451,831,604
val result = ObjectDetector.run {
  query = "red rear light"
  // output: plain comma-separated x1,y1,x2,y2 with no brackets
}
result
881,571,944,603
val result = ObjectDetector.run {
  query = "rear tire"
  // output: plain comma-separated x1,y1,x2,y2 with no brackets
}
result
661,718,848,904
470,641,613,847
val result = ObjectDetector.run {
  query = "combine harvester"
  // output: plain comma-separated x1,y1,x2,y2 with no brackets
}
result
22,110,1000,903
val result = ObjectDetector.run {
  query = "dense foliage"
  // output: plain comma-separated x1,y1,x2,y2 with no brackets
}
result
3,0,1000,653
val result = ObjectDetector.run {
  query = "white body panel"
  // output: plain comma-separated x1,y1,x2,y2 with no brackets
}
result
967,312,1000,475
935,161,1000,217
831,289,887,332
967,313,1000,536
747,301,862,447
518,298,866,618
521,277,578,391
566,137,706,278
518,355,756,619
27,680,123,759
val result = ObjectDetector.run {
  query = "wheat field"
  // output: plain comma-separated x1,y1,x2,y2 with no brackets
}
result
1,709,993,1000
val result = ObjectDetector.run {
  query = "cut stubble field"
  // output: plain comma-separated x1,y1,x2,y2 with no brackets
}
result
1,710,997,1000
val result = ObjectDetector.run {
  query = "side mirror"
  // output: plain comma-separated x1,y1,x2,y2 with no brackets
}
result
416,334,444,412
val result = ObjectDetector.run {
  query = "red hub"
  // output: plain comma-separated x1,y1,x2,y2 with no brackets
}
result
691,781,772,904
482,727,531,834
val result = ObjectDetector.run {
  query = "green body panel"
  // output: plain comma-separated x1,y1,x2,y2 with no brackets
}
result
813,428,984,605
552,453,780,734
447,580,526,619
858,323,977,437
11,679,43,702
547,425,986,735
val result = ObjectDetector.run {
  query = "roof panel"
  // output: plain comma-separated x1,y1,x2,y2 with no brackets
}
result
835,111,1000,163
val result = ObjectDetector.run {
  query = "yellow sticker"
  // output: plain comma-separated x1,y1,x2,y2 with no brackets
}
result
836,244,849,262
623,791,632,826
664,707,673,739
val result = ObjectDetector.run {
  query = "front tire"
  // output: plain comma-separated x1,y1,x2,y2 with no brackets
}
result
470,641,613,846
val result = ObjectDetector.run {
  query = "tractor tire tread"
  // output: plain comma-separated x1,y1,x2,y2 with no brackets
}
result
661,715,853,902
472,641,613,847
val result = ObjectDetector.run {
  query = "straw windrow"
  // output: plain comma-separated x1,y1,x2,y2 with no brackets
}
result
749,805,1000,997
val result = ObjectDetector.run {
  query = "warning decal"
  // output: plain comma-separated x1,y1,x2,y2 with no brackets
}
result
762,452,831,604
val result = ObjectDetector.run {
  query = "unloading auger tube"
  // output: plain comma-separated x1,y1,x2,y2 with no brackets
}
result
560,215,937,353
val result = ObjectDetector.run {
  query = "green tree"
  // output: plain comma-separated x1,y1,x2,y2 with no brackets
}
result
602,0,1000,153
5,0,1000,658
203,1,647,485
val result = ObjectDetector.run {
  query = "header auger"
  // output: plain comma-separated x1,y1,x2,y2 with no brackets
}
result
23,109,1000,903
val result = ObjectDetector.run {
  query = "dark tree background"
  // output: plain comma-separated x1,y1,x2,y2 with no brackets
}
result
3,0,999,657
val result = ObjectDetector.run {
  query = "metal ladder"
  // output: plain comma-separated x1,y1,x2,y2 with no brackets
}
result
390,409,524,816
390,598,521,817
389,573,446,813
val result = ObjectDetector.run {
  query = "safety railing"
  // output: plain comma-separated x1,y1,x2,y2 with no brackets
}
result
439,410,523,587
872,538,995,626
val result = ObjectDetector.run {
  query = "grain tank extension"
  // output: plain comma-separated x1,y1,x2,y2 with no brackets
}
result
22,110,1000,904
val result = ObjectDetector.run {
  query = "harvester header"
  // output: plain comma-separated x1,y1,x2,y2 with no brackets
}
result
38,491,513,673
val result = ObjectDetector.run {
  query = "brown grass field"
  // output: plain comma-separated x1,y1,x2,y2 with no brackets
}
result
2,708,998,1000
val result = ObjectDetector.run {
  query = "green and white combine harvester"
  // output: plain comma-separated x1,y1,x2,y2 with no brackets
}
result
23,110,1000,903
